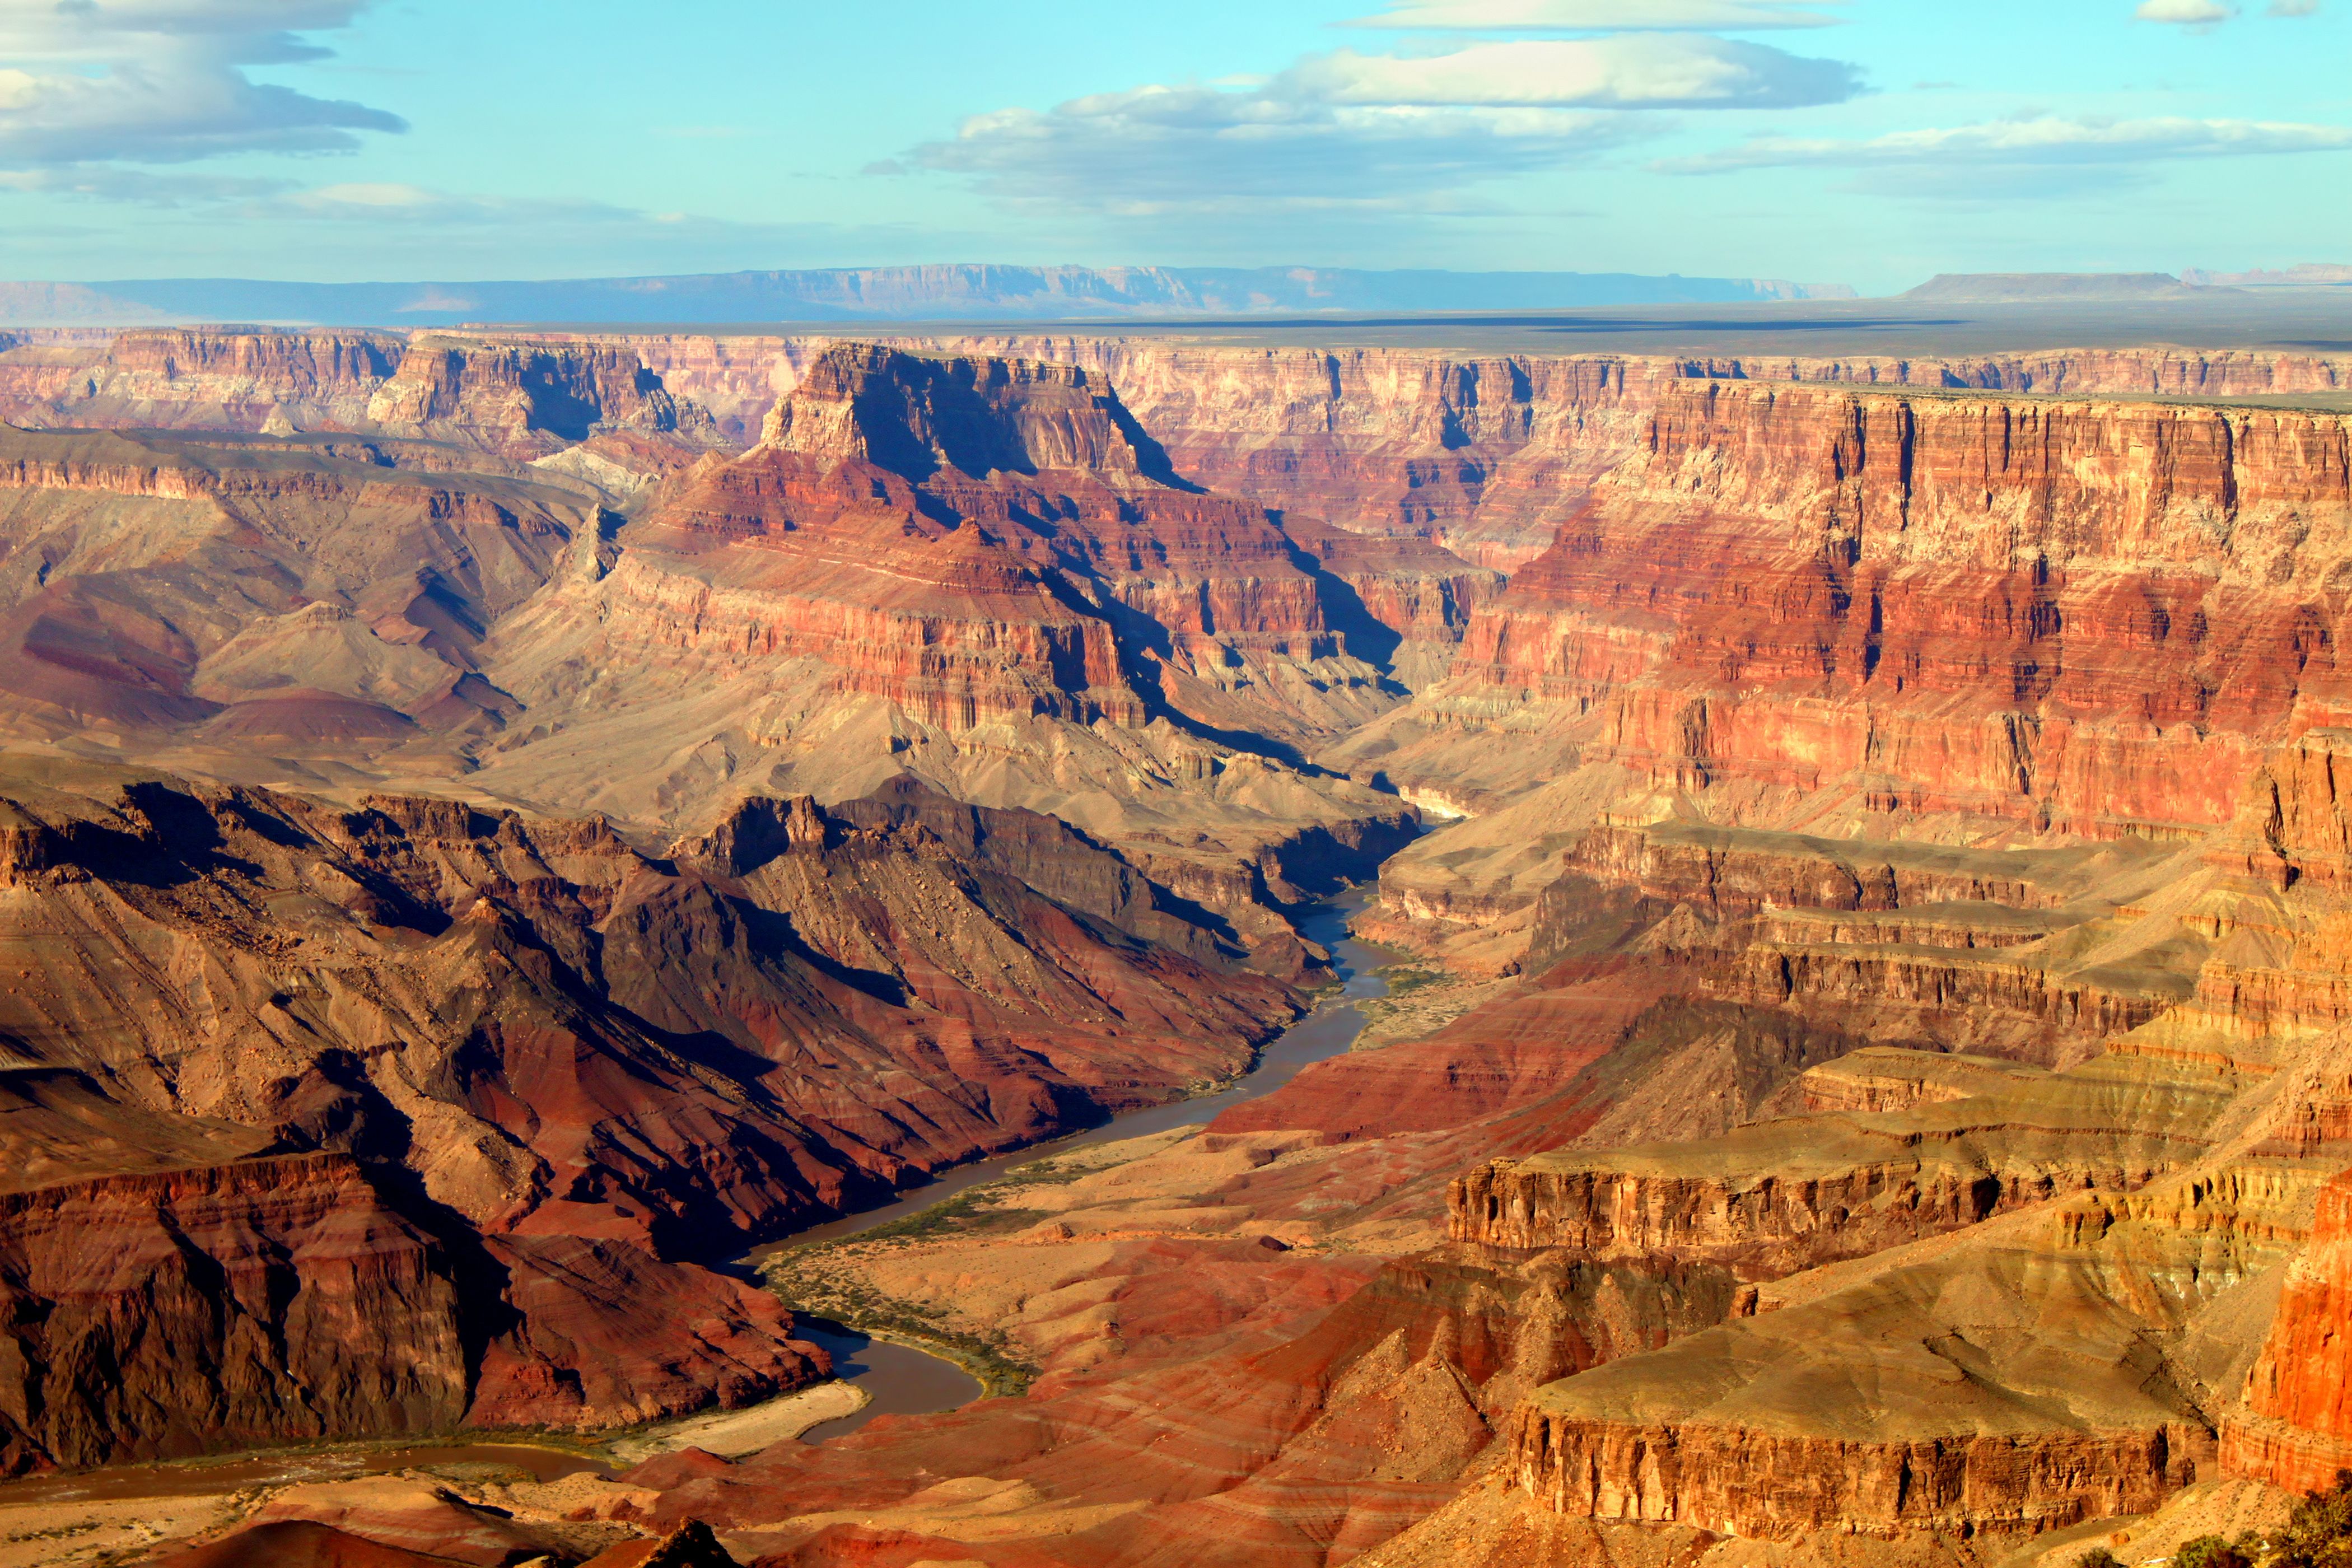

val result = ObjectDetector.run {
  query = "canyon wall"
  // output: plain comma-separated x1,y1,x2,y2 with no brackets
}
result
2225,1166,2352,1493
0,759,1307,1469
13,325,2343,574
4,324,2352,1567
1432,379,2352,835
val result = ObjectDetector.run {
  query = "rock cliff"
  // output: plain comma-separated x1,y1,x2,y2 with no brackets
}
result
2225,1166,2352,1493
461,343,1477,877
0,757,1300,1469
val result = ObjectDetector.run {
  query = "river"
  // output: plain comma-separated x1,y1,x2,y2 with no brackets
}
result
0,888,1398,1500
758,886,1401,1440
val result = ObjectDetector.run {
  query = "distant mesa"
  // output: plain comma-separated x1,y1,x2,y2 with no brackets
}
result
2182,262,2352,290
0,263,1856,328
1896,271,2221,302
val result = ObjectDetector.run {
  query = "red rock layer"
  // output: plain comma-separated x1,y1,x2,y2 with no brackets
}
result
610,343,1494,741
1511,1410,2206,1540
0,766,1300,1466
0,1155,465,1470
1451,379,2352,833
2224,1165,2352,1492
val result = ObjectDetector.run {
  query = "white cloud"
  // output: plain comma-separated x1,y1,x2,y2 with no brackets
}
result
1345,0,1849,28
257,181,652,227
917,35,1856,217
1292,38,1857,108
0,0,400,170
2134,0,2239,22
920,89,1644,216
0,163,292,202
1665,114,2352,172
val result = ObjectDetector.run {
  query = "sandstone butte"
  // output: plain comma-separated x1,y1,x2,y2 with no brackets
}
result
0,326,2341,1565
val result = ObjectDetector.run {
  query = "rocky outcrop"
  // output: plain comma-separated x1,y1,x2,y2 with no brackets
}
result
1561,822,2082,919
0,1155,464,1471
486,343,1497,810
367,336,718,457
0,328,729,460
2225,1165,2352,1492
1511,1410,2205,1539
760,342,1169,479
1452,1154,2018,1263
0,759,1302,1467
1496,1214,2252,1543
1797,1047,2052,1114
0,1150,819,1474
1429,380,2352,835
0,329,400,435
1450,1052,2227,1269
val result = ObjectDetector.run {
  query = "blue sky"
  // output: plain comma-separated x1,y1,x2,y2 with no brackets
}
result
0,0,2345,294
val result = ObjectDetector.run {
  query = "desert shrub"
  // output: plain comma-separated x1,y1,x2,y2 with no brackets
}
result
2177,1536,2253,1568
2274,1471,2352,1568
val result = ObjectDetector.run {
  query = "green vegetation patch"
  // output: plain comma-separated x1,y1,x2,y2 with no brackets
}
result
755,1148,1150,1399
1376,964,1453,997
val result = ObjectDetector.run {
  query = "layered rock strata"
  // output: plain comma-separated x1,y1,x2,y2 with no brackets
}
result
1452,1051,2229,1269
2224,1166,2352,1493
0,759,1300,1469
465,343,1479,858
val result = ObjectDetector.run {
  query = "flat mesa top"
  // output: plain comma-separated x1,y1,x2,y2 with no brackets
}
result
495,294,2352,365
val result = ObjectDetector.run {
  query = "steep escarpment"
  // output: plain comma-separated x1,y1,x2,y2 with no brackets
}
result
1336,377,2352,974
366,335,720,458
613,334,2352,570
0,756,1300,1470
1502,1158,2303,1544
0,1155,468,1471
0,419,586,745
2226,1166,2352,1493
0,338,1495,882
1424,381,2352,831
0,328,729,465
1451,1051,2230,1267
466,343,1483,867
0,329,402,434
10,326,2350,568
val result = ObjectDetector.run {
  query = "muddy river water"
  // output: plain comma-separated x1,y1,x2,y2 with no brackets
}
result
0,890,1397,1503
760,888,1399,1440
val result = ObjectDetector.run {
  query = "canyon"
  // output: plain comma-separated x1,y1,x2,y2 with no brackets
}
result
0,324,2344,1566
